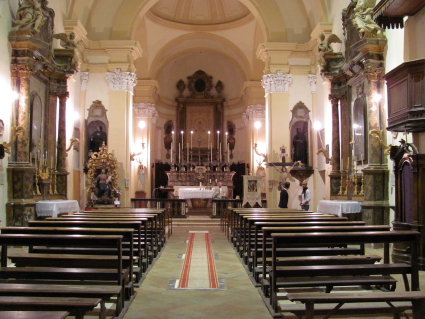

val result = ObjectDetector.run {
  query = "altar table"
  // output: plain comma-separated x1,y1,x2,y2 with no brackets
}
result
178,189,214,199
36,200,80,218
317,200,362,217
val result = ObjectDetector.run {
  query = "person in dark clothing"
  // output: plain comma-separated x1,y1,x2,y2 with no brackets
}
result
278,182,291,208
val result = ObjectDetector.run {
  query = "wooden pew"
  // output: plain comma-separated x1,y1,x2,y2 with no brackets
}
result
0,234,126,318
49,216,162,258
2,227,135,285
286,291,425,319
0,296,100,319
269,230,420,313
27,220,149,278
250,221,366,275
258,225,393,300
0,311,69,319
71,213,164,252
0,283,121,319
234,215,348,259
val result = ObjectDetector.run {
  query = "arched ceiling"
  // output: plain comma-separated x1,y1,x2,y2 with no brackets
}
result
69,0,330,43
149,0,251,25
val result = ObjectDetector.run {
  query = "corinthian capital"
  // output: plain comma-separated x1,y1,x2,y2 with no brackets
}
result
242,104,265,125
133,103,158,118
262,71,292,94
106,68,137,92
80,72,89,91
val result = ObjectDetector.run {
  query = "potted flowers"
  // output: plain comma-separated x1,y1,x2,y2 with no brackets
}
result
111,187,121,200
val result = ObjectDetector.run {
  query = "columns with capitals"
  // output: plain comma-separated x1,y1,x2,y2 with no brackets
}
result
261,71,292,208
242,103,265,178
105,68,137,207
133,102,158,197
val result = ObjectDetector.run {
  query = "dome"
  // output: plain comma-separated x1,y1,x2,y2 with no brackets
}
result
149,0,251,25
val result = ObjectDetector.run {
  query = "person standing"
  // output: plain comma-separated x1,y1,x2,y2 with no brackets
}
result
278,182,290,208
300,181,311,211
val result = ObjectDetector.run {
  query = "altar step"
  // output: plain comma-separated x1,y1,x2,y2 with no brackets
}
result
172,215,221,227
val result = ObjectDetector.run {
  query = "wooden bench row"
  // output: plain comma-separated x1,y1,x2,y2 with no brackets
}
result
224,208,424,318
0,207,167,319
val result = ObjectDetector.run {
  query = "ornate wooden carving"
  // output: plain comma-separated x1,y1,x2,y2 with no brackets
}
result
384,59,425,132
7,0,77,225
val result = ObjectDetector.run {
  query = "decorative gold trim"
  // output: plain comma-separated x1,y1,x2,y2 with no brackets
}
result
316,148,333,163
2,125,26,154
369,128,391,155
66,138,80,155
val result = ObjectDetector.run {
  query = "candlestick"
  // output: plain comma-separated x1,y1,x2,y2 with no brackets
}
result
217,131,220,149
208,131,210,152
227,143,230,163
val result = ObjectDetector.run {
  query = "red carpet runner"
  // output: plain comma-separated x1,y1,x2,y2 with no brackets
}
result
177,231,219,289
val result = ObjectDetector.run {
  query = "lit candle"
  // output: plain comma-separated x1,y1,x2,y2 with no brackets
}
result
190,131,193,150
210,143,212,163
171,142,173,161
187,143,189,163
219,143,221,162
227,143,230,162
208,131,210,153
181,131,184,150
217,131,220,149
179,143,181,163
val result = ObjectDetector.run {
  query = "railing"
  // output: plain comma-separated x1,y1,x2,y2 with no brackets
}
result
130,198,187,218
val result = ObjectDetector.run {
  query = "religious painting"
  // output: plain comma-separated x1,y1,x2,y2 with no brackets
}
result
353,97,366,162
186,105,215,149
30,94,43,156
243,175,262,207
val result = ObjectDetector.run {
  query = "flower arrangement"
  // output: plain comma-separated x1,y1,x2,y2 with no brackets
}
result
111,187,121,199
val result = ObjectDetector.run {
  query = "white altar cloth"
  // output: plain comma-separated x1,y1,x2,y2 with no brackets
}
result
317,200,362,217
36,200,80,218
179,189,214,199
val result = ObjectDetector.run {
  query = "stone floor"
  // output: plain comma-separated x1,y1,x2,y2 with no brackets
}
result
124,224,271,319
122,221,425,319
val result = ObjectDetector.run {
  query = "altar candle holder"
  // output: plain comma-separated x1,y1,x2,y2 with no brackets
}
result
338,171,344,195
342,172,348,195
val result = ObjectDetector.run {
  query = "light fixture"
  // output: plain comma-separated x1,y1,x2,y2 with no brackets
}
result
130,142,145,162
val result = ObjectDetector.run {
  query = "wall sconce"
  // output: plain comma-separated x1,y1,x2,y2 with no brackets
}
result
314,120,332,163
253,142,267,166
369,128,392,156
2,125,26,154
65,138,80,156
130,142,145,161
